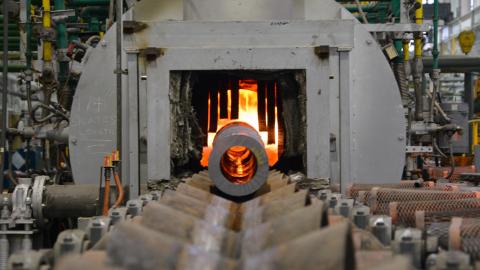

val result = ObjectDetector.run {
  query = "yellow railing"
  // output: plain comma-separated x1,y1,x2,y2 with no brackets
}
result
469,118,480,152
42,0,52,62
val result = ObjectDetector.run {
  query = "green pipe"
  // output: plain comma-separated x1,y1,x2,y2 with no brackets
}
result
432,0,439,69
0,52,38,60
25,0,34,126
344,3,377,12
68,0,110,6
55,0,68,49
394,39,403,62
0,25,20,31
26,0,33,69
0,31,19,36
5,44,21,50
391,0,401,22
0,16,21,23
0,37,22,43
0,65,28,72
79,6,109,18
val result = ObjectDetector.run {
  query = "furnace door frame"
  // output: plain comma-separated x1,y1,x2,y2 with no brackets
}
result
122,20,355,192
142,47,333,181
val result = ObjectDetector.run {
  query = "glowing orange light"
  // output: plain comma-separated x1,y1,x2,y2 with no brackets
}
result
201,80,279,167
220,145,257,184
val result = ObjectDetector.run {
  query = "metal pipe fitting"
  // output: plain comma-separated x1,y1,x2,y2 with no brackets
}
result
208,122,269,197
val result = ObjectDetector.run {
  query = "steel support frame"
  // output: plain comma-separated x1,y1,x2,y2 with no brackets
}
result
122,51,140,198
123,20,355,184
339,49,352,193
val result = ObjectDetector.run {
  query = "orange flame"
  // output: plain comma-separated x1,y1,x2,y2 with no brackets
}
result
201,80,279,167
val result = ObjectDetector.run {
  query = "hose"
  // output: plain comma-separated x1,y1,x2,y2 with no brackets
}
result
446,139,455,179
432,135,455,179
7,143,17,186
414,77,423,120
393,61,415,105
430,70,440,123
102,171,111,216
112,169,124,208
31,103,69,124
432,135,448,159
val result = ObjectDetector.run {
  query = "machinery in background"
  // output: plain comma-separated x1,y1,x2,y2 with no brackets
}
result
343,0,477,181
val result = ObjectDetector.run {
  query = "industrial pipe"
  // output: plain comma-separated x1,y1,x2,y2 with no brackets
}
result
115,0,122,177
42,0,53,62
55,0,72,110
1,0,9,192
0,184,98,219
413,0,424,121
423,56,480,73
43,184,99,218
208,122,268,197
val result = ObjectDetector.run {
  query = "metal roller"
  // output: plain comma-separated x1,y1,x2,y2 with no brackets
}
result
208,122,269,197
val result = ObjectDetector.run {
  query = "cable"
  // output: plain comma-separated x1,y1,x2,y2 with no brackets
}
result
102,168,111,216
446,139,455,179
112,169,124,208
31,103,69,124
432,135,448,159
6,139,17,186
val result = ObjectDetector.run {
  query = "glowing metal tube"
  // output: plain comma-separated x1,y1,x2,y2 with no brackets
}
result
208,122,268,196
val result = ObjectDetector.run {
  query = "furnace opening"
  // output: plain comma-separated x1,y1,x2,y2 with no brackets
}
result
201,79,279,167
170,70,306,176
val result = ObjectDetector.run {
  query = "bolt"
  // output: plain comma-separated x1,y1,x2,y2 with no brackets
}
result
366,40,372,45
376,221,385,227
71,138,77,145
63,235,74,243
401,236,413,242
92,219,102,227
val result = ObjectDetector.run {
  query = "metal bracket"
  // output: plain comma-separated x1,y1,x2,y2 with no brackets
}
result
405,146,433,153
114,69,128,75
314,46,330,60
139,47,165,61
337,46,353,52
123,21,148,34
